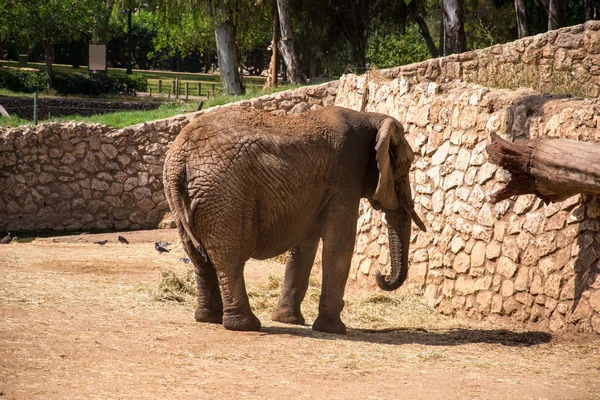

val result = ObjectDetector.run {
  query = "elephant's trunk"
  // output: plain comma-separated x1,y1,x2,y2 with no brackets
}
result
376,207,411,291
375,180,425,291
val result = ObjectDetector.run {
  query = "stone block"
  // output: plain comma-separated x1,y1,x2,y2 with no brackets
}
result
589,290,600,314
501,279,514,297
476,291,492,311
455,275,476,295
544,274,563,299
514,267,530,292
497,256,517,279
453,252,471,273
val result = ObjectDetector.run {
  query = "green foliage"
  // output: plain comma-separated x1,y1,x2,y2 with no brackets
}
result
6,0,95,51
464,0,517,50
53,72,148,96
0,67,147,95
151,9,215,59
367,25,431,68
0,101,198,128
0,68,47,93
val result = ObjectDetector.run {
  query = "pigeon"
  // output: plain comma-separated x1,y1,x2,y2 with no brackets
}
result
179,258,191,264
155,242,170,253
1,232,13,244
156,241,171,248
94,240,108,246
118,235,129,244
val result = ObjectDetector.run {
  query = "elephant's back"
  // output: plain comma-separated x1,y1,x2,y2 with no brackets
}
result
178,107,336,260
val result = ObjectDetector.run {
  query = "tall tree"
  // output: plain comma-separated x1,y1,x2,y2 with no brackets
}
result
212,0,244,94
442,0,466,55
155,0,244,94
406,0,438,58
264,0,280,89
547,0,566,29
583,0,599,20
7,0,94,89
328,0,391,71
276,0,305,84
93,0,116,44
515,0,529,38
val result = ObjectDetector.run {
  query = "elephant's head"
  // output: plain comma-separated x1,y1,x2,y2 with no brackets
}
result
370,117,426,291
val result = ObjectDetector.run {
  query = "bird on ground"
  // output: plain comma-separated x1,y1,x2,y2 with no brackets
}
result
156,241,171,248
94,240,108,246
179,258,191,264
118,235,129,244
1,232,13,244
155,242,170,253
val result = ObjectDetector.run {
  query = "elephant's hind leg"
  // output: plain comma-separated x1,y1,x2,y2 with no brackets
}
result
193,260,224,324
217,262,261,331
180,231,223,324
272,231,320,325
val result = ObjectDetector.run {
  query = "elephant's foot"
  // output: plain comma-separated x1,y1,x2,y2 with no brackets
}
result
271,307,305,325
195,307,223,324
223,312,261,331
312,314,347,335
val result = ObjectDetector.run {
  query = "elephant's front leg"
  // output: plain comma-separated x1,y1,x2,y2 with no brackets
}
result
272,231,320,325
217,264,261,331
312,212,357,335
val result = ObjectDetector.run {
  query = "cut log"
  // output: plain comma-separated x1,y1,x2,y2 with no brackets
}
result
485,133,600,203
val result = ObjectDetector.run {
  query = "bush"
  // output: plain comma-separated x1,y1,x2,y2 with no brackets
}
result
0,67,47,93
0,67,147,95
54,72,148,96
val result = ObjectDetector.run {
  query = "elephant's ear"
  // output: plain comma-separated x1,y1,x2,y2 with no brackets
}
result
373,118,402,210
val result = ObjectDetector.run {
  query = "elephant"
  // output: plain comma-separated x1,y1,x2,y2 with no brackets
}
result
163,105,426,334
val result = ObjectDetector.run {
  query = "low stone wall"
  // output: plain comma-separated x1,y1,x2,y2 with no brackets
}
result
0,97,163,120
336,73,600,334
0,81,338,231
377,20,600,98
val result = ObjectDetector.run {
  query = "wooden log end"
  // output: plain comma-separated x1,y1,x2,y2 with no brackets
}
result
487,172,539,204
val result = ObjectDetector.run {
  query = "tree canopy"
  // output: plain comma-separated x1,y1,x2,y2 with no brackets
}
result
0,0,596,88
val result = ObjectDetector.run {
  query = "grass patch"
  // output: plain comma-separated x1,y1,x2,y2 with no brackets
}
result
0,83,302,128
203,83,301,109
0,101,198,128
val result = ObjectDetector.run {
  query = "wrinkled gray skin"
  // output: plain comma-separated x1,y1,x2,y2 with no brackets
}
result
163,106,426,334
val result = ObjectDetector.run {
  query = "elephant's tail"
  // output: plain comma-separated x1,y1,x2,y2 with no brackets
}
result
163,150,207,261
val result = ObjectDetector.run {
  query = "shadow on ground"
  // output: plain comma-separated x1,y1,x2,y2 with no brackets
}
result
261,325,553,347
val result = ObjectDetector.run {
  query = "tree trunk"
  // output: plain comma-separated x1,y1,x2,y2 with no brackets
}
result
353,34,368,72
584,0,596,20
515,0,529,38
276,0,305,84
408,6,439,58
442,0,466,55
485,133,600,203
93,0,114,43
264,0,280,90
213,0,244,95
43,43,54,90
439,10,445,56
548,0,567,30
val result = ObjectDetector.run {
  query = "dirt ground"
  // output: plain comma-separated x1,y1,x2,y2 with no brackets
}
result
1,229,600,400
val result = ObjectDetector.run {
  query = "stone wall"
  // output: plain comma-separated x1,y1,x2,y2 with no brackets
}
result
0,81,338,231
376,20,600,98
2,21,600,334
0,97,163,120
336,73,600,334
